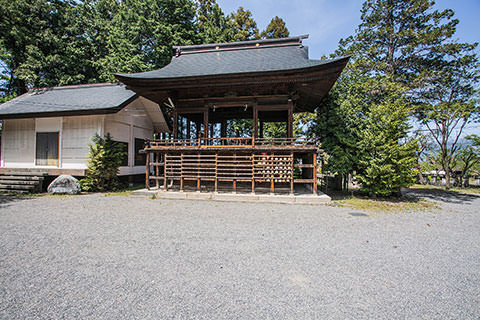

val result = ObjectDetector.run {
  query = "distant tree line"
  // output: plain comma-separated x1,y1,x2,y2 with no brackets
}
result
0,0,289,96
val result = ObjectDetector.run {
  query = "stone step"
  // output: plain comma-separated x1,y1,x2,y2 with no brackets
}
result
0,184,36,190
3,171,48,176
0,180,41,185
0,175,43,181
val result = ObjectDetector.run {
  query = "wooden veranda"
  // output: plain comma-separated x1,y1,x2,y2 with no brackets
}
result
144,137,319,194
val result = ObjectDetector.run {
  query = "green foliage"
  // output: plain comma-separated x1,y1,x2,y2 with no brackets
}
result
261,16,289,39
101,0,198,79
79,133,126,192
196,0,234,43
355,95,419,196
230,7,259,41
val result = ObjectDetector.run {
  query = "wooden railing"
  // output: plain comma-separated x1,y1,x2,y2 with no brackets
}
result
145,137,318,149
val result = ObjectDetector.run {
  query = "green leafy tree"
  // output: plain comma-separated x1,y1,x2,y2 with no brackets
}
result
230,7,259,41
80,133,126,192
0,0,79,94
454,135,480,187
261,16,289,39
100,0,199,79
196,0,234,43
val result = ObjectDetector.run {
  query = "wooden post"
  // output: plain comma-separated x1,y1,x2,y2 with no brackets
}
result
313,152,317,194
290,152,294,194
253,104,258,141
221,121,226,138
180,153,184,191
146,151,150,190
251,153,255,193
270,154,274,194
287,100,293,139
259,120,264,139
155,152,159,189
215,153,218,192
203,110,209,139
186,119,191,140
210,122,214,140
173,110,178,139
164,154,168,190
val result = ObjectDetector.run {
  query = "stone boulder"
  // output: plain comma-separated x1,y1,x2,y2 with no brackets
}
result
47,175,81,195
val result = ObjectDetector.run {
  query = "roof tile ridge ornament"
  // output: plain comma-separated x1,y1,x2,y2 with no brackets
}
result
175,34,309,56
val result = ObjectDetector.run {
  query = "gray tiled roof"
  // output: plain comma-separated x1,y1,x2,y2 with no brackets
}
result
116,36,345,80
0,83,136,119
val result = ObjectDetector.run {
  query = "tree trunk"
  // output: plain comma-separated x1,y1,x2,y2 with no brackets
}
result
445,169,451,190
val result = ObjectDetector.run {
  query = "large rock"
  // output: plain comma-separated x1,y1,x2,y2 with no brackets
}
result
47,175,81,195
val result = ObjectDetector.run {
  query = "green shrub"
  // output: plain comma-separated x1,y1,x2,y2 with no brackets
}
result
79,133,126,192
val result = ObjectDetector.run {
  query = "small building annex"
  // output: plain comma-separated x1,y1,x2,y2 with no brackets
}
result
0,83,168,177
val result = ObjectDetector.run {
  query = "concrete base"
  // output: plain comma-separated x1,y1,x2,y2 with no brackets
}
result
132,188,331,204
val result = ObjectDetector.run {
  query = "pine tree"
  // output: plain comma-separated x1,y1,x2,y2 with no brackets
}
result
230,7,259,41
80,133,126,192
101,0,199,78
196,0,234,44
261,16,289,39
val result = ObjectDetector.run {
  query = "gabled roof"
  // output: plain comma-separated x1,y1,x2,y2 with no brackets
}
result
0,83,136,119
116,35,347,80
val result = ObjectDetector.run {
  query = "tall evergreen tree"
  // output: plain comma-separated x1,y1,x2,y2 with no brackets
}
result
261,16,289,39
101,0,198,79
230,7,259,41
196,0,234,44
0,0,78,94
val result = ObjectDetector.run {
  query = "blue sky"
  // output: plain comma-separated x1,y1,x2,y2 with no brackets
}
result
217,0,480,58
217,0,480,137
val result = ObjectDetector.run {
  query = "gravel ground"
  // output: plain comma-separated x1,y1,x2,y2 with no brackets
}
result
0,191,479,319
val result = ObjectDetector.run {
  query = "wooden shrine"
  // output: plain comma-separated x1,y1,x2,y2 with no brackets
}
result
115,35,349,194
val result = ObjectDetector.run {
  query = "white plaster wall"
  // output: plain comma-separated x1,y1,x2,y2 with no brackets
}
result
105,101,154,176
62,115,103,169
1,99,156,175
2,119,35,167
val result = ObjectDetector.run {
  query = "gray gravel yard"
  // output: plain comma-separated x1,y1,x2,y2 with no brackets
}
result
0,191,479,319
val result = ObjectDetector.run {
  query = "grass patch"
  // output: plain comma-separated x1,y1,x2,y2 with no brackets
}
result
335,196,439,213
410,184,480,195
102,184,145,197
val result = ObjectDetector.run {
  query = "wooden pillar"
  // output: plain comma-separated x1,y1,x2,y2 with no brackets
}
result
214,153,218,192
173,110,178,139
210,123,214,139
164,154,168,190
270,154,274,194
180,153,184,191
259,120,264,139
196,122,201,140
290,152,294,194
145,151,150,190
253,104,258,140
221,121,226,138
287,100,293,139
155,152,159,189
203,109,209,139
313,152,317,194
186,119,191,140
251,153,255,193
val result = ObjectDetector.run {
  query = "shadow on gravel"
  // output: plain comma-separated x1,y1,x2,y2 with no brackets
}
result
325,187,479,206
0,194,33,208
404,188,479,205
